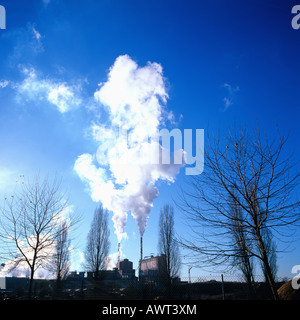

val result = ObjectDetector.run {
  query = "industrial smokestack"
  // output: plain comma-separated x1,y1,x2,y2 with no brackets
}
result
117,242,120,269
140,236,143,262
139,236,143,280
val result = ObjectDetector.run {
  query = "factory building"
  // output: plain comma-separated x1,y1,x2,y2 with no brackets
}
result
139,254,167,285
85,258,136,281
118,259,136,280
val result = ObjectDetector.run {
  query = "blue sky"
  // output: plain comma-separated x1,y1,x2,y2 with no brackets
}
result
0,0,299,279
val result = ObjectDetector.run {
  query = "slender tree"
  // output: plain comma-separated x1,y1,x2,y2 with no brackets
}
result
48,221,71,297
158,205,181,286
84,204,110,280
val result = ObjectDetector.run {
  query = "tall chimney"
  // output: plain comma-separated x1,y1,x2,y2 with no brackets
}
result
140,236,143,263
139,236,143,280
117,242,120,269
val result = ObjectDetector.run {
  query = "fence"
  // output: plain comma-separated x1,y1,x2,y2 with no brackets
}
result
132,274,288,300
0,273,291,300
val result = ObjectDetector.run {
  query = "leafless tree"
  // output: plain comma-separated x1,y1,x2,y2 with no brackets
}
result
229,194,256,297
84,204,110,280
0,176,73,298
47,221,71,296
177,124,299,300
158,205,181,285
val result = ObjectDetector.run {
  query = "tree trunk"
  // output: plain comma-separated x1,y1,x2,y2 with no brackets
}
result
256,230,279,300
28,269,34,299
262,254,279,300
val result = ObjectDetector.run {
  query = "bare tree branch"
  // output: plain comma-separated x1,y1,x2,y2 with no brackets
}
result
0,175,76,298
176,123,299,300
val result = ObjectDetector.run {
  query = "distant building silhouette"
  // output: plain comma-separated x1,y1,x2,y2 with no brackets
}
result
83,258,136,281
68,271,86,279
139,254,167,285
118,259,136,280
0,258,138,294
0,276,45,292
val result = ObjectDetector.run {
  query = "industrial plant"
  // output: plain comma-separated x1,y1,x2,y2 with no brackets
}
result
0,253,172,297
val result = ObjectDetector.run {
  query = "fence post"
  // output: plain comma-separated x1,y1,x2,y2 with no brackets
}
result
221,274,225,300
188,267,192,284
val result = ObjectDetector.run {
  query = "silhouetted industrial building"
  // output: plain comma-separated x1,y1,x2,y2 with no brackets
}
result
139,254,167,285
0,258,138,294
119,259,136,279
0,276,47,292
84,258,136,281
99,258,136,281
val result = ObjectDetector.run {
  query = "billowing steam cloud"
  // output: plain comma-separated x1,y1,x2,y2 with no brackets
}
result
74,55,183,242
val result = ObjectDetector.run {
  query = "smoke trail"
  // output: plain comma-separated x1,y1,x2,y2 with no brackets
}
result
74,55,183,242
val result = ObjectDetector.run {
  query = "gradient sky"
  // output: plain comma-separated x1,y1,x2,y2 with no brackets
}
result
0,0,299,280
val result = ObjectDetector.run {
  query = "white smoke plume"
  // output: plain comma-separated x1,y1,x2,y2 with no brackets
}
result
74,55,183,242
0,234,56,279
0,204,74,279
